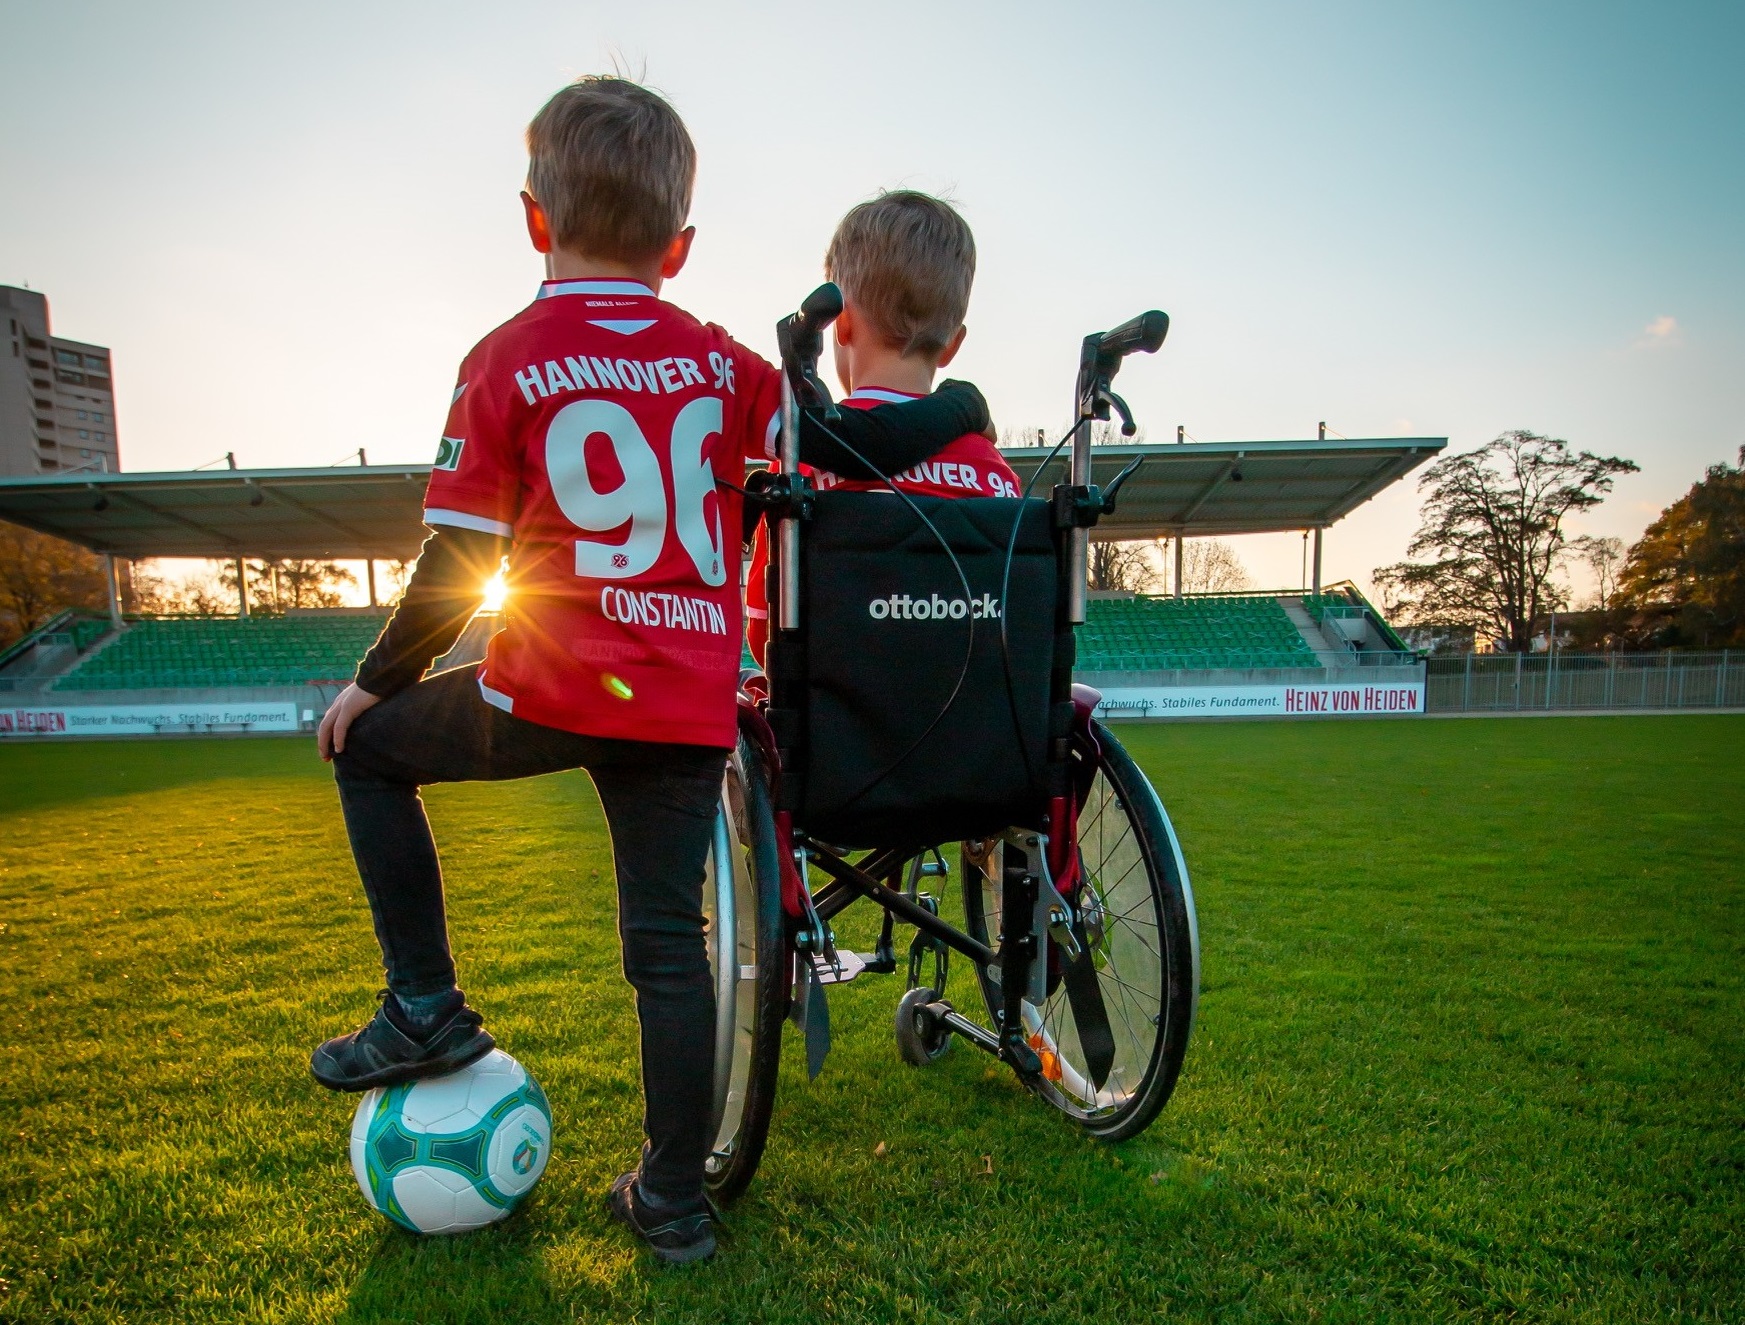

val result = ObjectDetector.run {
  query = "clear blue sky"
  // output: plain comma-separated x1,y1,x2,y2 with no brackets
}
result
3,0,1741,596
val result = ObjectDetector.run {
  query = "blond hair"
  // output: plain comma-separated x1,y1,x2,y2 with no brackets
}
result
825,191,975,359
526,77,696,262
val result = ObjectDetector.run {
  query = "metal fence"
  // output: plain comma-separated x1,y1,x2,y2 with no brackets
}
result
1425,651,1745,713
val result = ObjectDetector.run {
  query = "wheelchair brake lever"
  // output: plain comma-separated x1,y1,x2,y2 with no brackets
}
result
1100,387,1138,437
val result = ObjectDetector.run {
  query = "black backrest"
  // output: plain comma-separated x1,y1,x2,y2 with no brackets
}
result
768,490,1060,849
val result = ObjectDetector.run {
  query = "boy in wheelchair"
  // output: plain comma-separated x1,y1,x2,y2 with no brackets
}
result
745,190,1021,669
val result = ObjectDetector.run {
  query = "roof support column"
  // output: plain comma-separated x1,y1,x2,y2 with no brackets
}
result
235,558,249,617
1174,533,1184,600
104,555,123,630
366,559,378,608
1312,528,1323,596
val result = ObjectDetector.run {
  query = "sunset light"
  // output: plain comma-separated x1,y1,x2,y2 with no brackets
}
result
482,570,508,612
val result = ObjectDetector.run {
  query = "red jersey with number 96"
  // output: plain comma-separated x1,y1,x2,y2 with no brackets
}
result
424,278,782,748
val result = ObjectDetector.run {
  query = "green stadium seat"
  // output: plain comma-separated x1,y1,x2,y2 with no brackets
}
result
53,614,391,692
1078,594,1319,671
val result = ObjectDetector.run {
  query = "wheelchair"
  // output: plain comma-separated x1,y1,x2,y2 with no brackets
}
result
701,285,1200,1205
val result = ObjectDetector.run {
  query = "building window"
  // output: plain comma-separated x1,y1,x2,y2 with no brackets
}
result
81,449,91,459
83,353,107,370
54,349,79,366
56,369,84,385
27,335,46,349
87,376,110,390
40,457,58,470
77,409,87,420
79,429,89,439
96,432,106,442
37,418,55,430
34,399,51,411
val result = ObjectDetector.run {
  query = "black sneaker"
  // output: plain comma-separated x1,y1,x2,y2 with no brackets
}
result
309,991,494,1092
606,1171,717,1264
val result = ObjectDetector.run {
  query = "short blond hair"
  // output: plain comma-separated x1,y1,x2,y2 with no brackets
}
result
526,77,696,263
825,191,975,359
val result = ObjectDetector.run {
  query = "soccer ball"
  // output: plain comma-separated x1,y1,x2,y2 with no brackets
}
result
349,1049,553,1234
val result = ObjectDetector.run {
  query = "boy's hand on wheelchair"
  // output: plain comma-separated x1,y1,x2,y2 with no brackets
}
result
319,683,383,761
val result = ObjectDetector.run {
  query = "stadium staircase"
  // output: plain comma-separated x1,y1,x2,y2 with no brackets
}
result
0,610,117,692
52,612,390,691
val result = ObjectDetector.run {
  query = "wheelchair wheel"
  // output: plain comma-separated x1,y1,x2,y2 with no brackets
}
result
961,720,1199,1142
700,734,787,1205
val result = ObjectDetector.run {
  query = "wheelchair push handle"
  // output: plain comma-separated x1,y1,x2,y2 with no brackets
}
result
1097,310,1170,365
1066,308,1169,626
776,281,844,415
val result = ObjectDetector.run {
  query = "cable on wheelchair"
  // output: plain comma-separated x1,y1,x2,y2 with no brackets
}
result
992,426,1078,793
797,415,985,813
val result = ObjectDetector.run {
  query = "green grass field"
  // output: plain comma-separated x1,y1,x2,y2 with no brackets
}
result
1,716,1741,1323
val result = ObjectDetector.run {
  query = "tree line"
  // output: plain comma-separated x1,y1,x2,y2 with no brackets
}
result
1375,432,1744,653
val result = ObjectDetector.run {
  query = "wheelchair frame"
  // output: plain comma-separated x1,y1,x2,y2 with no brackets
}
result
702,285,1197,1202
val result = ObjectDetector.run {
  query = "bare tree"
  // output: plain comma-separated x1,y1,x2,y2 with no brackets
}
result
998,425,1054,450
1373,431,1637,653
1180,539,1254,593
1573,535,1625,611
381,559,416,606
129,563,237,616
1088,540,1164,592
216,559,356,614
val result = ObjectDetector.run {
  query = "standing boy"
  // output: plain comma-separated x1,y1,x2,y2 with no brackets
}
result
311,78,989,1263
746,190,1020,665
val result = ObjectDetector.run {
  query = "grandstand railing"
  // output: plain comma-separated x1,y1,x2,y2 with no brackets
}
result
1424,651,1745,713
0,610,114,693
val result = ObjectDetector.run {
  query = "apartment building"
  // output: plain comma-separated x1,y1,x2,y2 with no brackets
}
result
1,285,120,477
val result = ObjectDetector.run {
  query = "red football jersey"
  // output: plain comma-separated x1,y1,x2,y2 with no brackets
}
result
744,387,1021,665
425,277,784,748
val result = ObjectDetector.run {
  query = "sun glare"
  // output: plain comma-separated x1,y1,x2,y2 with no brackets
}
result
482,571,509,612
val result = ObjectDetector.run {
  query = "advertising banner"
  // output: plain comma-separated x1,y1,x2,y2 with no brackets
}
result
0,702,301,737
1094,681,1425,719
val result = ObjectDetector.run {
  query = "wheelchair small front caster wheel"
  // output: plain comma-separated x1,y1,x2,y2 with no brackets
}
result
895,986,952,1066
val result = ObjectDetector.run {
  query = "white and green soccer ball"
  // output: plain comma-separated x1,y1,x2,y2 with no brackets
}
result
349,1049,552,1234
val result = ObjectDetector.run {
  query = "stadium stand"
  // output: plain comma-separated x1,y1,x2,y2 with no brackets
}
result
54,613,388,691
1079,593,1321,670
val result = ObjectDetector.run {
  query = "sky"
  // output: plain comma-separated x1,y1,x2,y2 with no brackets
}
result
3,0,1741,600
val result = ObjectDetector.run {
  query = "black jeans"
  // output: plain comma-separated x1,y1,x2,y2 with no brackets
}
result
332,664,728,1205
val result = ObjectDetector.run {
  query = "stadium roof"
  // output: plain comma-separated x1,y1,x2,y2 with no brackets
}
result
996,436,1446,539
0,436,1444,559
0,465,432,560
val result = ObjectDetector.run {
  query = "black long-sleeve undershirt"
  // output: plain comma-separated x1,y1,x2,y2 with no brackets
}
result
354,381,992,698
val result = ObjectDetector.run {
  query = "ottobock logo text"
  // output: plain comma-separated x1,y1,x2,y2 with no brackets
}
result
868,593,1000,621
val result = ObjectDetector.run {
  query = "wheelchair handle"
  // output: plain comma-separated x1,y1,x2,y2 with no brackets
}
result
776,281,844,412
1067,308,1170,625
1097,310,1170,365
